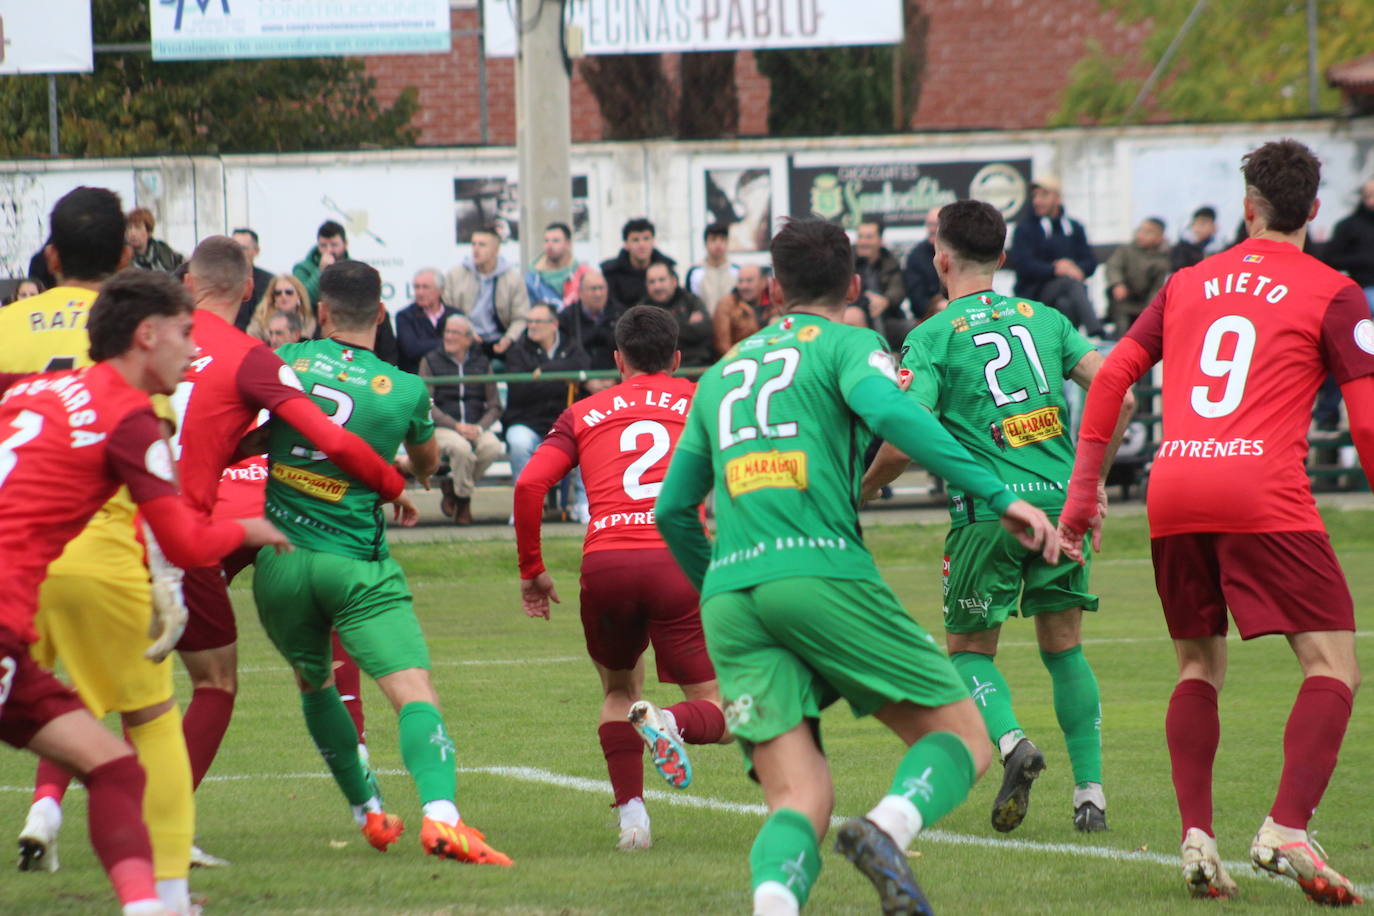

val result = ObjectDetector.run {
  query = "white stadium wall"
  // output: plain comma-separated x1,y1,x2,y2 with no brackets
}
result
3,119,1373,312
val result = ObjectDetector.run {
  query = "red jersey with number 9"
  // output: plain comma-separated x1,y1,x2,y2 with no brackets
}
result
1127,238,1374,536
541,373,696,554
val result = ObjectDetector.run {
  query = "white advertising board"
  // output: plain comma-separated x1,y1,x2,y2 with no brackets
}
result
483,0,903,57
151,0,452,61
0,2,93,74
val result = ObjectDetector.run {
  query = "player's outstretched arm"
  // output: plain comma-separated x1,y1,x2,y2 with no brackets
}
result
272,397,406,501
404,435,440,490
514,441,577,613
861,441,912,502
655,447,714,592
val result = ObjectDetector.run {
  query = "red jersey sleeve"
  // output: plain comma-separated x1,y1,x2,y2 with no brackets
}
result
237,345,310,412
105,408,182,504
1320,284,1374,385
1123,280,1168,363
541,408,580,462
514,441,577,579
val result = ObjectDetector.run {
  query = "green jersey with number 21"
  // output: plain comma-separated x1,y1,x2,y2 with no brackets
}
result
676,314,901,597
266,339,434,560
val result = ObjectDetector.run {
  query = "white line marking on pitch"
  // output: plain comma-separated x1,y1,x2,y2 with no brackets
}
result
228,655,584,676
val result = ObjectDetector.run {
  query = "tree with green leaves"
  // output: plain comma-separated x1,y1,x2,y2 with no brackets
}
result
0,0,418,157
1055,0,1374,125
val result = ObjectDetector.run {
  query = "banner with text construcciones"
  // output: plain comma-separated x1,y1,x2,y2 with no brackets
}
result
151,0,452,61
482,0,903,57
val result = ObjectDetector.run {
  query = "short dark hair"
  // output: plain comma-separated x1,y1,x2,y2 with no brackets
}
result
528,302,558,322
317,220,347,241
704,223,729,241
614,305,678,375
1143,217,1166,232
471,224,501,242
88,269,193,361
622,218,655,240
932,200,1005,265
769,218,854,307
645,261,676,280
1192,206,1217,222
1241,139,1320,234
859,217,885,236
318,260,381,330
231,227,260,245
49,187,127,282
544,222,572,240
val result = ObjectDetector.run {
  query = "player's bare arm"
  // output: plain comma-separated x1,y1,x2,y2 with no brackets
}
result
404,434,439,490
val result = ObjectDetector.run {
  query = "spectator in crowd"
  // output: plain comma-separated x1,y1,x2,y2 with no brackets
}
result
855,218,909,348
125,207,184,272
8,278,44,304
1323,179,1374,310
395,268,457,374
1105,217,1172,332
713,263,779,355
504,303,590,521
420,314,503,526
904,205,946,320
842,304,870,328
559,269,621,386
601,218,675,308
1171,206,1226,270
526,222,590,309
447,224,530,359
266,310,305,348
246,273,318,343
642,262,714,366
1010,175,1105,336
685,223,738,316
26,249,56,290
293,219,351,306
231,227,274,329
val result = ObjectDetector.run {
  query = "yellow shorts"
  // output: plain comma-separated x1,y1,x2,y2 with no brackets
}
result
30,575,174,718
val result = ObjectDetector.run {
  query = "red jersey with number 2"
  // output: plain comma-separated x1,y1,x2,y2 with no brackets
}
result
542,373,696,554
1128,238,1374,536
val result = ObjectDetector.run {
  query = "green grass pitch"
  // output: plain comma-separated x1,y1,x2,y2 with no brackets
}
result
3,509,1374,914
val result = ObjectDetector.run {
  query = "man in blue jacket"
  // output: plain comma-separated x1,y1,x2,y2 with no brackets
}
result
1010,175,1106,336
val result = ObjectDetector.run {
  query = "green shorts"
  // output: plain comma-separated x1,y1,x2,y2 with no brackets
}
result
252,546,430,689
942,519,1098,634
701,576,968,765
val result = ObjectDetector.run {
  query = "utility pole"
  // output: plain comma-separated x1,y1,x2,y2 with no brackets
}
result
516,0,572,269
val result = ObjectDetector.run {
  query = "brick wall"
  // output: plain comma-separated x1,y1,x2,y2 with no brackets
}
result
361,1,1147,145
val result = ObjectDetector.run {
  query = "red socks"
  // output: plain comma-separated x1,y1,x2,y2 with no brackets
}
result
1270,676,1353,830
598,721,644,807
182,686,235,789
1166,678,1219,839
331,632,366,742
665,699,727,745
82,756,156,906
33,757,73,805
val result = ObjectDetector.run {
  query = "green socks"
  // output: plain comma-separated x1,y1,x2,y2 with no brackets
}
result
398,701,458,806
1041,645,1103,786
750,808,821,909
889,730,977,829
950,651,1022,751
301,687,371,806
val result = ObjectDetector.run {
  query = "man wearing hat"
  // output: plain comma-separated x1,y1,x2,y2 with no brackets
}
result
1010,175,1106,337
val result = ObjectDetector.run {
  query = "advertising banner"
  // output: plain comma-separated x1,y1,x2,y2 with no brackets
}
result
0,2,93,73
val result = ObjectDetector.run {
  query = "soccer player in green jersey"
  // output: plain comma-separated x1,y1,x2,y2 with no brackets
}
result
863,200,1135,836
655,218,1061,916
252,261,513,866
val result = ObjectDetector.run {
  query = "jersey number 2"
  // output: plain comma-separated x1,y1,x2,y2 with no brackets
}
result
291,384,355,461
620,419,670,500
718,348,801,449
0,410,44,489
1191,315,1256,419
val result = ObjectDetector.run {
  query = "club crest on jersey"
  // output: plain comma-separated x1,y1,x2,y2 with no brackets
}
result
798,324,821,342
781,316,795,330
370,375,392,395
341,348,354,362
1017,301,1034,317
1355,319,1374,356
978,295,993,306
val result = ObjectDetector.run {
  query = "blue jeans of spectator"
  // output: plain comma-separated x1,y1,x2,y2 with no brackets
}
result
506,423,587,518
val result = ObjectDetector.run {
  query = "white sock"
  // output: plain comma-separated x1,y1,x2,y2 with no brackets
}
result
753,880,800,916
351,795,383,826
31,796,62,828
156,877,190,914
357,742,370,767
866,794,924,850
122,901,165,916
661,706,679,737
618,797,648,828
1073,782,1106,811
997,729,1025,762
1262,815,1307,843
424,799,460,826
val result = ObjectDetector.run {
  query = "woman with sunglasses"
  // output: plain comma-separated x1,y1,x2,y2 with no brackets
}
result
246,274,318,344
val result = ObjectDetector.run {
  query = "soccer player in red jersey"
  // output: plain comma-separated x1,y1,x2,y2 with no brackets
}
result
515,305,728,850
168,237,406,815
0,269,288,915
1060,140,1374,904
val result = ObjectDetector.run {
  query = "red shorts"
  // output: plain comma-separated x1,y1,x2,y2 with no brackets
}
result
178,564,237,652
579,548,714,686
1151,530,1354,640
222,546,257,585
0,628,85,749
